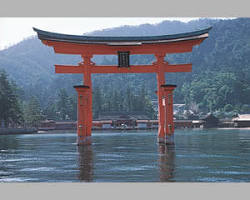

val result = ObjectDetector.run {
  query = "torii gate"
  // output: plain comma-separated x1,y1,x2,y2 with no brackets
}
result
34,27,211,145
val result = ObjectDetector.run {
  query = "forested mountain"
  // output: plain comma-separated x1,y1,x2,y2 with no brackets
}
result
0,17,250,121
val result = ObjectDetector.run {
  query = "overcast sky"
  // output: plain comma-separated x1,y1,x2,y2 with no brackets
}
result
0,17,199,50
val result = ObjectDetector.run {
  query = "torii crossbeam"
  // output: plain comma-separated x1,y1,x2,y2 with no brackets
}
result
34,27,211,145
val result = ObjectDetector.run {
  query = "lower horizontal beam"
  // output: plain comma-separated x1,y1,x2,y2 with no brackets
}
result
165,64,192,72
54,64,192,74
55,65,84,73
90,65,157,73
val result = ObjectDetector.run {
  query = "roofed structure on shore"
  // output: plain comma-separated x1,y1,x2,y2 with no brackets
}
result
233,114,250,127
97,111,149,121
201,113,219,128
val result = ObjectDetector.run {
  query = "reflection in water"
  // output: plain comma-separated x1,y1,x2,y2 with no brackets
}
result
158,144,175,182
0,135,19,179
77,145,94,182
0,135,19,150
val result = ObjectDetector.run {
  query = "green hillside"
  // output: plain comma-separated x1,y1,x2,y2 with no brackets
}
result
0,18,250,121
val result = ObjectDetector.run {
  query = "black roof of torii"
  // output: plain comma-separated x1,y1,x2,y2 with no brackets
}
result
33,27,212,45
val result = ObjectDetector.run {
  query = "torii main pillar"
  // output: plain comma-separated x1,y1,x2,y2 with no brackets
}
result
74,85,92,145
160,84,177,145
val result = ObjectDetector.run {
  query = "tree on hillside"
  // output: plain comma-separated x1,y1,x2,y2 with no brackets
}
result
56,88,72,120
43,99,57,120
68,95,77,120
23,96,44,127
0,70,23,127
93,86,103,118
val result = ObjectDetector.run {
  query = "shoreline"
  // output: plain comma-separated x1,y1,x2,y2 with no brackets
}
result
0,128,37,135
217,127,250,130
38,127,250,134
1,127,250,136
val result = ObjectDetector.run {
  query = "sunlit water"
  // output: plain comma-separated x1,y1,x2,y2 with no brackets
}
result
1,129,250,182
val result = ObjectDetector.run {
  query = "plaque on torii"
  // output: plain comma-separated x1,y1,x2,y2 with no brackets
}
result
34,27,211,145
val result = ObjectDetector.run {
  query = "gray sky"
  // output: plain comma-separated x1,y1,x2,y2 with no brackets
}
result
0,17,199,50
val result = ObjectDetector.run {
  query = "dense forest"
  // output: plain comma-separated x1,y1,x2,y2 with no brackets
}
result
1,18,250,126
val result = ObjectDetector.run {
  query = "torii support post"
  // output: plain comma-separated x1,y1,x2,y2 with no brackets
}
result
155,53,166,144
74,85,91,145
159,84,177,145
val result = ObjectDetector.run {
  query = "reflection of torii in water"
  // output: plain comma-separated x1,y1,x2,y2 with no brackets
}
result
158,144,175,182
78,145,93,182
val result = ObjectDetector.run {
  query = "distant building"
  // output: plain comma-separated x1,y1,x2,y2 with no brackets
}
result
39,120,56,130
136,120,151,128
151,101,186,115
191,120,204,128
97,120,113,129
201,114,219,128
98,111,148,120
55,121,77,130
135,120,158,129
151,99,158,112
174,120,193,128
233,114,250,127
39,120,76,130
98,111,148,128
173,104,186,115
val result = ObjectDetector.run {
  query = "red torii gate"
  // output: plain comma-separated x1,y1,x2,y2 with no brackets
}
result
34,27,211,145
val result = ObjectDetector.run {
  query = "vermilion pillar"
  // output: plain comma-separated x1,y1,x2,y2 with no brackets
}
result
81,55,94,138
74,85,91,145
160,84,177,145
155,53,166,143
83,72,92,137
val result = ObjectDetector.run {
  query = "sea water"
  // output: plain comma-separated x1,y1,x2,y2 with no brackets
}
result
0,129,250,182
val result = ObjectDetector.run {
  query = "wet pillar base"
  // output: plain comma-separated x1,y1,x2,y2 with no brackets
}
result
158,136,166,144
165,134,174,145
77,136,92,145
158,134,175,145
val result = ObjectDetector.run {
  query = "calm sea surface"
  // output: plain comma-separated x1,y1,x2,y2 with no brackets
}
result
1,129,250,182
